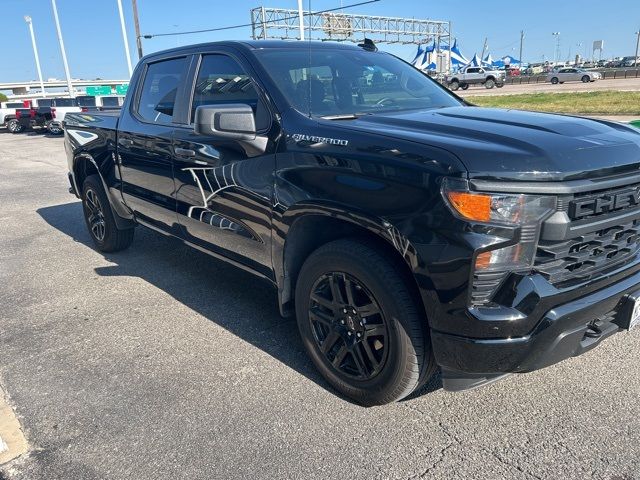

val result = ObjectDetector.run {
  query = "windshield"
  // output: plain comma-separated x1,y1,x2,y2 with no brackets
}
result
254,47,461,118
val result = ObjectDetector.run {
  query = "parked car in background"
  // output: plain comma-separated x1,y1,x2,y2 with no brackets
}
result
547,68,601,84
8,106,58,134
445,65,505,90
1,101,26,129
77,95,125,112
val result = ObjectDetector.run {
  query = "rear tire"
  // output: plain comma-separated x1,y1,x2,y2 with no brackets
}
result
581,75,590,83
47,122,63,135
484,79,495,89
82,175,134,253
295,239,437,406
7,119,24,133
460,83,469,90
551,77,559,84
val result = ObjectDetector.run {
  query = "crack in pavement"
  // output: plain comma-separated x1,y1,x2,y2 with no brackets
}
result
491,451,543,480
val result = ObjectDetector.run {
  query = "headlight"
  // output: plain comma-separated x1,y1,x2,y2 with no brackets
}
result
442,178,556,272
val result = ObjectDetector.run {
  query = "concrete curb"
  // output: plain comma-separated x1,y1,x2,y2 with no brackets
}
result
0,391,28,465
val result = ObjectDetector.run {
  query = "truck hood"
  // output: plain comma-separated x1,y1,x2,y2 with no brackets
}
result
335,106,640,182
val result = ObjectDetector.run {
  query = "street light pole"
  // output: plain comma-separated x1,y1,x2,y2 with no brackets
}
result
634,30,640,68
24,16,46,97
132,0,144,59
50,0,74,97
116,0,133,77
519,30,524,65
552,32,561,64
297,0,305,41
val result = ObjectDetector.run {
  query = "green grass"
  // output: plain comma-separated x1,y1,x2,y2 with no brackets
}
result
466,91,640,115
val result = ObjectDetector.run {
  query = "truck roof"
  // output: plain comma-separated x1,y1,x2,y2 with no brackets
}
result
142,39,362,62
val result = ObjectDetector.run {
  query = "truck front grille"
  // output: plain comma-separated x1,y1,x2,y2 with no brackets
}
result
535,217,640,285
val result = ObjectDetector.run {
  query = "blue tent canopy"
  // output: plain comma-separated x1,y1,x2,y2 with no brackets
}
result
466,53,482,67
411,41,436,69
411,44,425,66
482,53,494,66
501,55,522,66
449,39,469,66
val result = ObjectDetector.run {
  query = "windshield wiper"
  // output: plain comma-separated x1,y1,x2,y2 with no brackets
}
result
320,113,371,120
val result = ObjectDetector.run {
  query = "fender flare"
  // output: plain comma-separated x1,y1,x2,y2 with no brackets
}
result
72,153,135,229
274,202,424,315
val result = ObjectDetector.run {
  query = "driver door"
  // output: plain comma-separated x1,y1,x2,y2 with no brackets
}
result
172,52,277,279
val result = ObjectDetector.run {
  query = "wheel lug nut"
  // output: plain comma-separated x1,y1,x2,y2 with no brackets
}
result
340,319,345,325
342,308,347,313
347,331,352,336
362,318,367,324
356,332,362,338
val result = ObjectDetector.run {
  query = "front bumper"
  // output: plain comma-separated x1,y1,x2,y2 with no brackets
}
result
432,266,640,391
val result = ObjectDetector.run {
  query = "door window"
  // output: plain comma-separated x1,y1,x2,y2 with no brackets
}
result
190,54,269,131
137,57,187,124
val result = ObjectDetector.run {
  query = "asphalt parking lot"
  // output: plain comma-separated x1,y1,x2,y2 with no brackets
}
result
0,131,639,480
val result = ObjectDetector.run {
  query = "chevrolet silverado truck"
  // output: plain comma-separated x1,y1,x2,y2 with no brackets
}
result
63,40,640,406
445,65,505,90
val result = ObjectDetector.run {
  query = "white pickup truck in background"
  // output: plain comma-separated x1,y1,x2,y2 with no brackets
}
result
445,66,506,90
0,101,26,128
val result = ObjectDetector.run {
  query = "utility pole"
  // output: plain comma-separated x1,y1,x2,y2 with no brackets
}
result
116,0,133,77
51,0,74,97
480,37,488,62
132,0,144,59
24,16,46,97
635,30,640,68
519,30,524,64
297,0,305,41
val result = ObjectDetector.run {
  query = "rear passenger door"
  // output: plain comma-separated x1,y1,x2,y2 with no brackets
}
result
118,55,190,233
172,51,277,278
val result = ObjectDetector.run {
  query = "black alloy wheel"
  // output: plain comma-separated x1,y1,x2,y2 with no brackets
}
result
296,239,438,406
84,187,106,242
81,174,134,252
308,272,389,381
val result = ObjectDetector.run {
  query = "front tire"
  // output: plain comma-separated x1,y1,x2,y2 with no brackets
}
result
581,75,590,83
484,78,495,89
551,77,559,84
295,239,437,406
82,175,134,252
448,81,459,91
460,83,469,90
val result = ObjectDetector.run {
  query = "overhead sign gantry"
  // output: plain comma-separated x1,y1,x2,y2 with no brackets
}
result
250,6,452,71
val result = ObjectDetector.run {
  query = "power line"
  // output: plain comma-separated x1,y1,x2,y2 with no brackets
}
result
142,0,381,39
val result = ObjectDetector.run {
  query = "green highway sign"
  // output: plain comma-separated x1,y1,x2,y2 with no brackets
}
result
86,86,112,96
115,84,129,95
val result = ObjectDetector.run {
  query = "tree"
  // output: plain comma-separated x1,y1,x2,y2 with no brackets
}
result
0,93,7,103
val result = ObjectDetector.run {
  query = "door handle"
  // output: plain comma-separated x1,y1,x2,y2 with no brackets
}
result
118,138,134,147
175,147,196,158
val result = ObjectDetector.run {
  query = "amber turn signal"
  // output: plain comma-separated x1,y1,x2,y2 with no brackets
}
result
446,191,492,222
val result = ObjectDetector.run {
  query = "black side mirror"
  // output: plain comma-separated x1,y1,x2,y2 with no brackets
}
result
194,104,256,140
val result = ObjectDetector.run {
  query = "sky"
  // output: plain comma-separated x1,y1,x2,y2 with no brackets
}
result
1,0,639,83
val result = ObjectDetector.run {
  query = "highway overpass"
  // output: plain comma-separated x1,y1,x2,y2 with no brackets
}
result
0,79,129,97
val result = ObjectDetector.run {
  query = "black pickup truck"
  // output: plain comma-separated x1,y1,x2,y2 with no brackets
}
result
63,40,640,405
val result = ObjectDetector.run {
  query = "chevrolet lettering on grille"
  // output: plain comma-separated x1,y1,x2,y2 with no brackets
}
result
569,187,640,219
